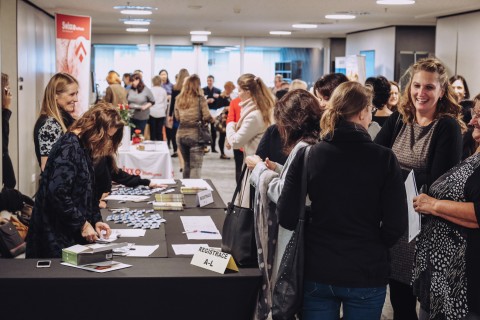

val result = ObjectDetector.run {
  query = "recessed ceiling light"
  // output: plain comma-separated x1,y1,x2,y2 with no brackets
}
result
114,5,155,15
190,31,211,35
325,14,356,20
120,19,151,25
376,0,415,4
292,24,318,29
126,28,148,32
270,31,292,35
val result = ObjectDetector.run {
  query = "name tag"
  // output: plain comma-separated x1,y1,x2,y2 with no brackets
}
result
191,247,238,274
196,189,214,207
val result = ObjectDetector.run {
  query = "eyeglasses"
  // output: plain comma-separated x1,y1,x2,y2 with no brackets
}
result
471,108,480,119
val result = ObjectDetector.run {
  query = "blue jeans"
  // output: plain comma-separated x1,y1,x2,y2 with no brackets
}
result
303,281,386,320
131,119,148,135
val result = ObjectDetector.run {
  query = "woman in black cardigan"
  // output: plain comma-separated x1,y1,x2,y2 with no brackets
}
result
374,57,464,320
277,82,407,319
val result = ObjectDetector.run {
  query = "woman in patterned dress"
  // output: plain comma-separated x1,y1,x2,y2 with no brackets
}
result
412,93,480,320
26,103,123,258
375,58,465,320
33,73,78,171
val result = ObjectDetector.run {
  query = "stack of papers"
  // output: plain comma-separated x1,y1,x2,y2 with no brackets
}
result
152,201,184,211
180,179,213,194
61,260,131,273
180,216,222,240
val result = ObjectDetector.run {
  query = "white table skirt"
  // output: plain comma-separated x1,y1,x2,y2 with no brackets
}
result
116,141,174,179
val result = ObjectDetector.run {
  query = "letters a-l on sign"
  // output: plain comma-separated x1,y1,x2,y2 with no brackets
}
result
191,247,238,274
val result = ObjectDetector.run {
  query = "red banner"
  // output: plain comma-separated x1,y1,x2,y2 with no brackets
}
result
55,13,91,116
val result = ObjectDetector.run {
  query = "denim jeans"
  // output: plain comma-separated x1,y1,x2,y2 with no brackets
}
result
303,281,386,320
178,137,204,178
131,118,148,135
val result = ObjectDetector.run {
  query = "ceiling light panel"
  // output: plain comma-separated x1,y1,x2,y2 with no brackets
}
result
376,0,415,4
325,14,356,20
269,31,292,35
292,24,318,29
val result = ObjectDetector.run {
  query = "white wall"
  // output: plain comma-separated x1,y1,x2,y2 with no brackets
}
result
17,0,55,196
436,11,480,97
346,27,396,80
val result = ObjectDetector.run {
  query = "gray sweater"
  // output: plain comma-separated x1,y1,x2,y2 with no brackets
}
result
127,87,155,120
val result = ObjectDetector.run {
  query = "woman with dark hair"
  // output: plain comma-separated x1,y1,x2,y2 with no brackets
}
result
34,73,78,171
313,73,349,110
26,103,124,258
278,82,407,319
388,81,400,111
411,92,480,320
159,69,173,97
174,75,213,178
245,89,323,318
366,76,393,127
127,72,155,134
375,58,464,320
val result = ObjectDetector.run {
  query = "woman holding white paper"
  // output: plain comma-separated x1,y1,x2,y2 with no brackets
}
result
374,58,464,319
412,93,480,319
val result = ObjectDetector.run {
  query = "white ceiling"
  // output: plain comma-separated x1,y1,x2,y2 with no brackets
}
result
30,0,480,38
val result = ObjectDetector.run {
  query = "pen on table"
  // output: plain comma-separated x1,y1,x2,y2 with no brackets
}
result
182,230,218,234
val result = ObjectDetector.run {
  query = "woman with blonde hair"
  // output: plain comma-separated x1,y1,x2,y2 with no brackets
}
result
26,103,124,258
149,75,168,141
375,57,464,319
278,81,407,319
226,73,275,207
104,70,127,106
34,73,78,171
174,75,213,178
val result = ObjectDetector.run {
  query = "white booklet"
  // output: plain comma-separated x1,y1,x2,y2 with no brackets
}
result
61,260,131,273
405,170,421,242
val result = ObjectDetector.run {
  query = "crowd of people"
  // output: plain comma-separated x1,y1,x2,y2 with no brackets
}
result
2,56,480,319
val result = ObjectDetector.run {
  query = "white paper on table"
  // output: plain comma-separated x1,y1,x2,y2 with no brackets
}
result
180,216,222,240
61,261,132,273
112,229,147,238
104,195,150,201
172,244,210,255
96,230,119,243
150,179,177,185
126,245,159,257
180,179,213,191
405,170,421,242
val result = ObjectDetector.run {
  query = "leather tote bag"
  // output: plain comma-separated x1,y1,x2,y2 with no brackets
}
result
0,217,26,258
197,97,212,146
221,166,258,267
272,146,311,320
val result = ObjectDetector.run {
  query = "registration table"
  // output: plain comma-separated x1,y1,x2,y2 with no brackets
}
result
116,140,174,179
0,180,261,320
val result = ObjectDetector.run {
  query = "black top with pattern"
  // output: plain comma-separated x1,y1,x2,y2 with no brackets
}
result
413,153,480,319
26,132,102,258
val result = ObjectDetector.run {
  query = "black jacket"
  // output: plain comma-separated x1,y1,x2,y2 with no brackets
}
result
277,121,407,287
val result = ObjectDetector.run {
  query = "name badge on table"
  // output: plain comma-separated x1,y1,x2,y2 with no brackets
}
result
191,247,238,274
196,189,214,207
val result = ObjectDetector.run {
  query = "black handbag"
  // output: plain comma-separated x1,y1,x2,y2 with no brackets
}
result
272,146,311,320
197,97,212,146
0,218,26,258
221,166,258,267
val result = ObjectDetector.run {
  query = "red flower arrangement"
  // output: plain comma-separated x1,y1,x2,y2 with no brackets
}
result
118,104,135,128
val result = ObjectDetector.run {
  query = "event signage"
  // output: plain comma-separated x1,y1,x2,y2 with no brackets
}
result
55,13,91,116
191,247,238,274
196,189,214,207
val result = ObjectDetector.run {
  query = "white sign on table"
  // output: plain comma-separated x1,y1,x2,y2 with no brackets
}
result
190,246,238,274
196,189,214,207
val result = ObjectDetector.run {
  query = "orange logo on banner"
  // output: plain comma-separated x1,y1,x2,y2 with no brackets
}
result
75,42,87,63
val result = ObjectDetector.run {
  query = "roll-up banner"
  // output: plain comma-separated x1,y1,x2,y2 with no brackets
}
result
55,13,91,116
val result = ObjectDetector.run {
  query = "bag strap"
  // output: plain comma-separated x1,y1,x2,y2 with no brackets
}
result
298,146,311,220
230,165,248,203
198,96,202,122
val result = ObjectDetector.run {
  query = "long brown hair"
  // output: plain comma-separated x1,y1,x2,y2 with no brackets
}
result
40,73,79,132
176,75,205,110
320,82,373,140
275,89,322,154
69,102,124,170
130,73,145,93
398,58,465,131
173,68,190,91
237,73,275,126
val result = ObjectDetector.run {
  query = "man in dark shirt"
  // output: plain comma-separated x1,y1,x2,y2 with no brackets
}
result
202,75,221,153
